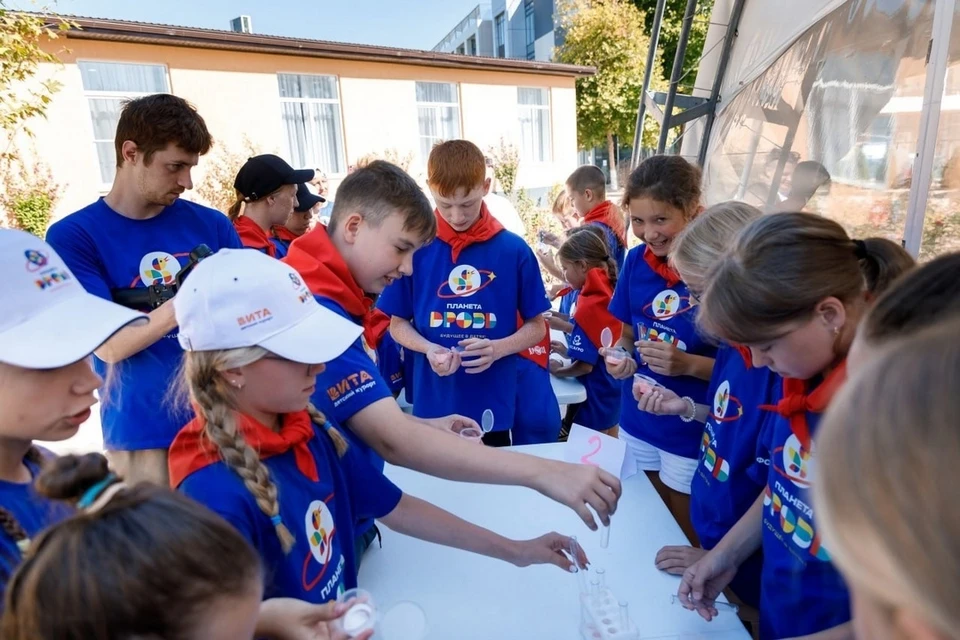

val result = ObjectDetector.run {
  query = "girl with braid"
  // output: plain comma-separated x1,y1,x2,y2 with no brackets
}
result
168,249,588,604
0,229,145,595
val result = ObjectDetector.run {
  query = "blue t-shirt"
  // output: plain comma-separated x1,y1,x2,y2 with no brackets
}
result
0,452,73,595
45,198,243,450
178,423,401,603
377,231,550,429
587,221,626,273
559,288,580,317
690,345,777,607
749,385,851,638
567,320,621,431
270,237,291,259
512,356,561,445
608,247,716,458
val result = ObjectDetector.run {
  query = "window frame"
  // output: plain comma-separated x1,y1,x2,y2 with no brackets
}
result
276,72,348,176
415,81,463,162
517,86,552,163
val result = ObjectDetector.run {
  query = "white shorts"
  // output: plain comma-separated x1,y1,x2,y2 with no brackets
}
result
620,430,697,494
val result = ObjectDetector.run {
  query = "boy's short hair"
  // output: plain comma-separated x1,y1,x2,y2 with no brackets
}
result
115,94,213,167
328,160,436,241
565,165,606,198
427,140,486,198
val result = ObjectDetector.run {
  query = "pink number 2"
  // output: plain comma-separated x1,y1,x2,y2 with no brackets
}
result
580,435,602,466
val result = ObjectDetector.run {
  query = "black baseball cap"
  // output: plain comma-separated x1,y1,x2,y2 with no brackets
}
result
234,154,314,202
295,182,325,212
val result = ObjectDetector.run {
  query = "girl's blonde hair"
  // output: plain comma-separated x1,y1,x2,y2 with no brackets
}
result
227,185,292,222
181,346,348,553
669,201,761,288
558,226,617,288
815,319,960,636
698,212,914,344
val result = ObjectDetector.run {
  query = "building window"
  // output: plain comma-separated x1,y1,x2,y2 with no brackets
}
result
456,43,466,55
277,74,347,175
524,0,536,60
78,61,169,186
495,12,506,57
416,82,461,161
466,35,477,56
518,87,551,162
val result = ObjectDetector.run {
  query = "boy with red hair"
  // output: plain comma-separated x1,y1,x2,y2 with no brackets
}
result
378,140,560,445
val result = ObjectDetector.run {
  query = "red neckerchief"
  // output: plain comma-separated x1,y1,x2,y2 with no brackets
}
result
760,360,848,450
435,201,505,262
235,216,277,258
281,225,390,350
643,246,682,287
573,268,620,349
553,286,573,301
518,312,550,368
734,345,753,368
583,200,626,248
272,225,299,244
168,410,319,488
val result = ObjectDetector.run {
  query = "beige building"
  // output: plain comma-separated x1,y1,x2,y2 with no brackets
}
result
16,16,591,219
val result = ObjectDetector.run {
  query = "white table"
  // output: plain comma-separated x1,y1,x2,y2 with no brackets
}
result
360,444,750,640
396,370,586,413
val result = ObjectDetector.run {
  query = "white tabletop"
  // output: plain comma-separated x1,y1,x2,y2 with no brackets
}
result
359,444,750,640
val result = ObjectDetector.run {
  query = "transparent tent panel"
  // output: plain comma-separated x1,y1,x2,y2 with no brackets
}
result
919,1,960,260
703,0,937,248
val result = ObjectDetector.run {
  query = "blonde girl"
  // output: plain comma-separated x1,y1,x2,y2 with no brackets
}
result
676,212,913,639
169,249,587,605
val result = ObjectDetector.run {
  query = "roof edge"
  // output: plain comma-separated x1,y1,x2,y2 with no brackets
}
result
47,15,595,77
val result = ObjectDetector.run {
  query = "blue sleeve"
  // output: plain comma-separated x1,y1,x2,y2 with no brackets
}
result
747,413,774,486
567,321,600,366
218,214,244,249
609,250,634,325
517,244,550,320
339,445,403,521
315,337,393,425
376,275,414,320
179,471,260,547
377,333,405,395
45,219,113,301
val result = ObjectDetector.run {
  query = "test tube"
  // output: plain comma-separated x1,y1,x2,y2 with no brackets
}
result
571,536,588,594
589,578,600,595
618,601,629,628
600,524,610,549
670,594,740,614
595,567,606,588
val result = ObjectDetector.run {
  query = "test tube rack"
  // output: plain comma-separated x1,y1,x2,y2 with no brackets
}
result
579,577,639,640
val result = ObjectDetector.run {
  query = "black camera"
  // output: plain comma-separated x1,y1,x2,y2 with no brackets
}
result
112,244,213,310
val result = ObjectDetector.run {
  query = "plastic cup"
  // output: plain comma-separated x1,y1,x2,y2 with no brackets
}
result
603,346,629,366
335,588,377,637
458,426,483,443
632,373,660,396
380,601,428,640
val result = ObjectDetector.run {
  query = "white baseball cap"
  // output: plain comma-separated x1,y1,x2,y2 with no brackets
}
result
175,248,362,364
0,229,147,368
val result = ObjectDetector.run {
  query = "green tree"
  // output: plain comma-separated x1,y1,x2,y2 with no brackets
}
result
632,0,714,95
555,0,650,189
1,2,71,156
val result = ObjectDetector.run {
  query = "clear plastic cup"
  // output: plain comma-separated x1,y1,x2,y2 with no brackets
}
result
458,426,484,443
603,346,630,366
335,588,377,637
632,373,660,396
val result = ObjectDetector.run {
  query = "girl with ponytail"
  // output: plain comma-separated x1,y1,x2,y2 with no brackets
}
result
677,212,914,639
169,249,588,605
549,225,622,438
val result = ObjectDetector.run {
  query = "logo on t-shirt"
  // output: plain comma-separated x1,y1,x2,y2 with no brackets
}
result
709,380,743,422
139,251,180,286
301,498,347,597
437,264,496,299
24,249,48,271
652,290,680,317
780,434,813,488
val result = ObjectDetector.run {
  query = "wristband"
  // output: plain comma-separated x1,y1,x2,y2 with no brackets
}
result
679,396,697,422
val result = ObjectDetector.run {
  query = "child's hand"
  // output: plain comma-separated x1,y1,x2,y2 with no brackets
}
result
548,282,568,299
427,344,460,377
540,230,561,248
510,532,590,572
637,340,690,377
424,414,481,435
549,359,563,374
678,549,739,622
257,598,372,640
635,386,687,416
655,545,708,576
600,348,637,379
547,315,570,332
550,340,568,357
458,338,498,374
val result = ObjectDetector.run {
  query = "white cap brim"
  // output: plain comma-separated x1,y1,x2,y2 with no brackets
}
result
256,302,363,365
0,293,146,369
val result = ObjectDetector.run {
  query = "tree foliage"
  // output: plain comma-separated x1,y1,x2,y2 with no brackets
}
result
632,0,714,94
555,0,651,151
0,2,72,155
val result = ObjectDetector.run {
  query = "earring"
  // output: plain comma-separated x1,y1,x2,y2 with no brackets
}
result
231,380,243,390
832,326,840,337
